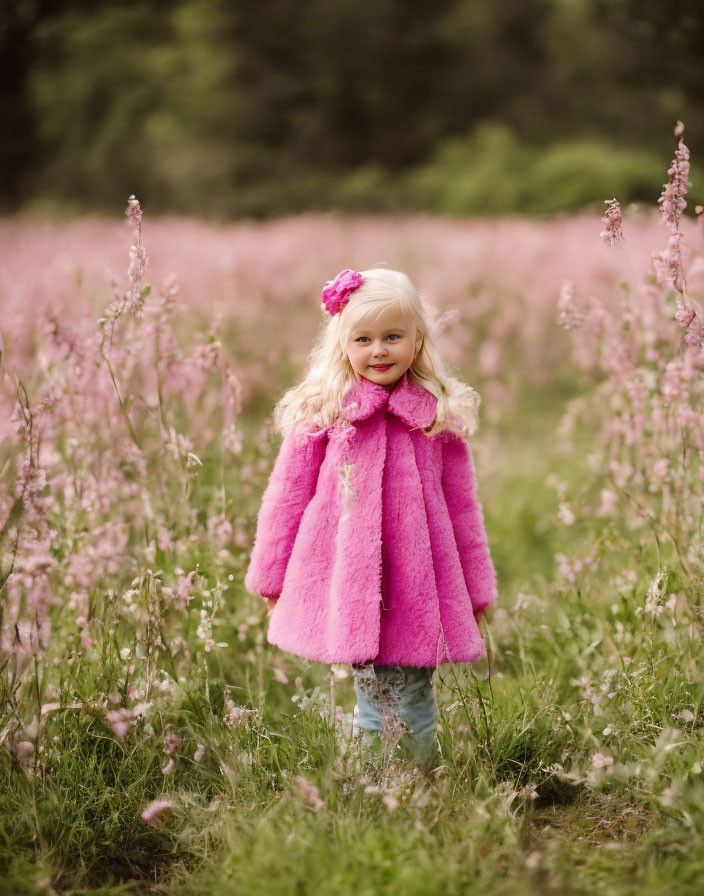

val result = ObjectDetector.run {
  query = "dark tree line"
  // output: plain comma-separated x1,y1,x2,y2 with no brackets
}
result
2,0,702,216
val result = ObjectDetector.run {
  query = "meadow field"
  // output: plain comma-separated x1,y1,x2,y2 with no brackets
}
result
1,142,703,893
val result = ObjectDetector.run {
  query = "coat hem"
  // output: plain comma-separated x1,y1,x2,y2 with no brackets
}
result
267,633,487,668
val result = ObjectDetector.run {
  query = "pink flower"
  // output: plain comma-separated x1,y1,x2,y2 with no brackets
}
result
126,195,143,228
272,666,289,684
15,741,35,760
320,269,364,316
141,798,173,826
651,457,670,480
557,280,586,329
174,571,197,610
658,130,690,230
674,296,703,347
293,775,324,811
591,752,614,769
162,731,185,756
600,199,624,247
106,707,135,740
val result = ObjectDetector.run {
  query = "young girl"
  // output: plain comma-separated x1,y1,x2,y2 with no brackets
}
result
244,267,497,772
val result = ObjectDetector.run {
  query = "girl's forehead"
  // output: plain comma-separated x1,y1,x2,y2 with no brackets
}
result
351,308,412,333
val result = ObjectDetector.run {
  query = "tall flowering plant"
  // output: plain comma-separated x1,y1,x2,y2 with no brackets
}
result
0,197,247,763
556,122,704,602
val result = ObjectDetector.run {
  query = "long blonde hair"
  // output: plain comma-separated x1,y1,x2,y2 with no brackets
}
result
272,267,481,441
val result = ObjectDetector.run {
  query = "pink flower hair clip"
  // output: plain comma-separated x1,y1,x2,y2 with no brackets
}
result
321,268,364,316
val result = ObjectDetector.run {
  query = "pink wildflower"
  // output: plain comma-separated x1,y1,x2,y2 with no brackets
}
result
188,340,221,371
674,296,703,347
106,707,135,740
124,194,149,315
651,457,670,481
557,280,586,329
224,697,249,728
126,195,143,228
600,199,624,247
222,369,243,427
658,126,690,230
382,794,400,812
591,752,614,769
557,501,576,525
141,798,174,826
15,741,35,760
174,571,197,610
293,775,325,811
162,731,185,756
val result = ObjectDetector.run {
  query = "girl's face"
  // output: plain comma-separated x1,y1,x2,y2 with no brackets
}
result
345,306,418,388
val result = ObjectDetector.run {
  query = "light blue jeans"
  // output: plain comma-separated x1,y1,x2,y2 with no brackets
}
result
351,663,441,769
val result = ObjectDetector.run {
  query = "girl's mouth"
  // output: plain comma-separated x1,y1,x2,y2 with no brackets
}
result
371,363,394,370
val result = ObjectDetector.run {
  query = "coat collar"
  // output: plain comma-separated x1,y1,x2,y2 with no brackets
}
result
341,370,437,430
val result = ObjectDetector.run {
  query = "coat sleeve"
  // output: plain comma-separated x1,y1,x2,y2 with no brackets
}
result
244,425,328,601
440,433,497,616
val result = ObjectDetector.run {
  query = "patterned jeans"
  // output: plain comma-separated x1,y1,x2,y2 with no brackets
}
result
351,663,441,769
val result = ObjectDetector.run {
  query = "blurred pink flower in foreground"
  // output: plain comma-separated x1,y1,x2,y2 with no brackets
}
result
141,798,174,826
557,280,586,330
591,752,614,769
293,775,324,811
106,707,135,740
15,741,35,760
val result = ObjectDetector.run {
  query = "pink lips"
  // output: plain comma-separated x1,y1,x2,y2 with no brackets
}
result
371,364,393,370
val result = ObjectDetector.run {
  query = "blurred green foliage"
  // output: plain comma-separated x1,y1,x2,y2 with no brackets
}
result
402,123,700,216
3,0,703,217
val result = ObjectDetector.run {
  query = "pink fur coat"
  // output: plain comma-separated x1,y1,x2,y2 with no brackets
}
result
244,371,497,667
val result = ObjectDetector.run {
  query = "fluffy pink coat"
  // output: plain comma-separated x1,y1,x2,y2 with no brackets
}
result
244,371,497,667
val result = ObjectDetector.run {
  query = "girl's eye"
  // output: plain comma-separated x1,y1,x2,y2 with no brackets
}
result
356,335,399,343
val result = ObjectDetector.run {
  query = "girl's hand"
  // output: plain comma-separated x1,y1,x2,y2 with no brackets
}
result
265,597,277,614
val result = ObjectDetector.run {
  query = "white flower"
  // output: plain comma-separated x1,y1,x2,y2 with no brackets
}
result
186,452,202,471
643,572,669,617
